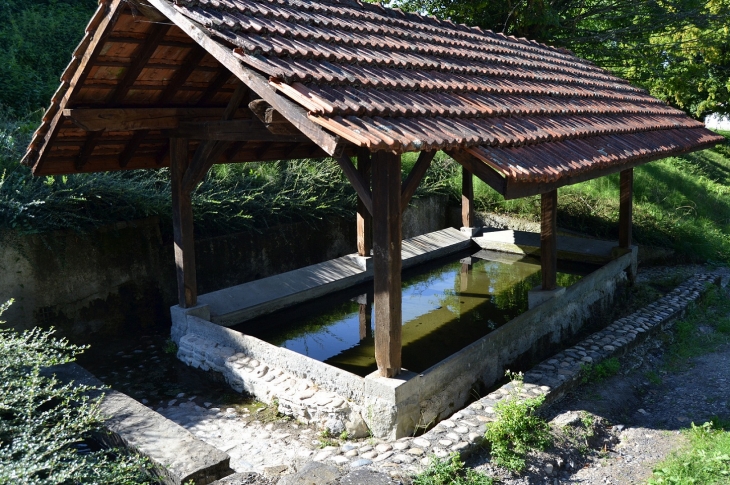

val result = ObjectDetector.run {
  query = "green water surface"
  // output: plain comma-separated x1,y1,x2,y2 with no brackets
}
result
238,252,589,377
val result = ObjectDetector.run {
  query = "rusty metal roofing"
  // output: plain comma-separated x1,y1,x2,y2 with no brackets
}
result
23,0,725,197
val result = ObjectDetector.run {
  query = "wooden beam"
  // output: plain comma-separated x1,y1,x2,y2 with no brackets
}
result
118,130,148,168
619,168,633,248
372,151,402,378
249,99,289,124
64,107,235,132
446,149,507,196
462,166,474,227
357,151,372,257
336,155,373,216
118,45,208,167
75,132,102,171
181,84,249,192
173,119,308,142
170,137,197,308
147,0,347,157
400,150,435,211
541,190,558,291
182,140,230,193
222,83,250,120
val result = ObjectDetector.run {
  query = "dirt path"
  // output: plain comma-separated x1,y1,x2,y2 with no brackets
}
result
466,265,730,484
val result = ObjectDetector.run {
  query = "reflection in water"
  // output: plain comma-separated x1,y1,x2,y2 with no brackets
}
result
241,254,588,377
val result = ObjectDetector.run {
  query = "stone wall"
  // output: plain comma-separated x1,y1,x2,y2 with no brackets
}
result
0,195,449,342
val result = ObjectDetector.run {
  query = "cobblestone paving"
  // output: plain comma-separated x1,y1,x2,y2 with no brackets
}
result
158,270,722,482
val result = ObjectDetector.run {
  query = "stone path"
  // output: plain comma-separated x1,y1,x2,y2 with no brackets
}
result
157,271,722,483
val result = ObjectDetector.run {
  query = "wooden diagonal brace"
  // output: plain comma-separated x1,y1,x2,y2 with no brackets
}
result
400,150,435,212
336,155,373,216
182,83,248,192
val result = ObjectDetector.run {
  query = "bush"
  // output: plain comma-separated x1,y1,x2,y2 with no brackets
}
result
483,372,551,472
413,453,494,485
0,299,154,484
580,357,621,383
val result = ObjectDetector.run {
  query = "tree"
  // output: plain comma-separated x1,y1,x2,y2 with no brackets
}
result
0,0,97,113
395,0,730,119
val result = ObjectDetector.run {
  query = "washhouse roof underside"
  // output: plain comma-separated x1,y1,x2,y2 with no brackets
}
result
22,0,724,198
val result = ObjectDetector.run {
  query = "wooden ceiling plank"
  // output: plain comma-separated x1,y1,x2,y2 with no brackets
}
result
197,69,233,105
147,0,346,157
77,23,171,171
110,23,172,104
119,45,208,168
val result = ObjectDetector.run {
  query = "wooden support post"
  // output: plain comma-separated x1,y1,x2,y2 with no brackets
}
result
541,190,558,291
170,137,197,308
619,168,633,248
357,152,372,257
372,151,402,378
462,166,474,228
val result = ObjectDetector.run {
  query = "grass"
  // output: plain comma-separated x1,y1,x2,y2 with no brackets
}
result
662,285,730,371
647,422,730,484
413,453,494,485
581,357,621,383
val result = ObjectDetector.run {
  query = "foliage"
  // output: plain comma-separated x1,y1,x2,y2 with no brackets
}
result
413,453,494,485
0,0,96,113
395,0,730,119
648,421,730,484
581,357,621,383
0,299,153,484
483,371,551,472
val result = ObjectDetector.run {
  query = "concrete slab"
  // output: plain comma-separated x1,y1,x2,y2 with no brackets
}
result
196,228,472,327
46,363,233,485
473,229,617,264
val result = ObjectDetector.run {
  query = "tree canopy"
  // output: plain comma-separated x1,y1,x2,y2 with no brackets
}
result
396,0,730,119
0,0,97,114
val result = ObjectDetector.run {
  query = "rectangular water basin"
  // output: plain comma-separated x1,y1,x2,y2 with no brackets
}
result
235,250,594,377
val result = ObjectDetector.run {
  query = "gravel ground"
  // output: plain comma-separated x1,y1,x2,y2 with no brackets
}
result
465,265,730,485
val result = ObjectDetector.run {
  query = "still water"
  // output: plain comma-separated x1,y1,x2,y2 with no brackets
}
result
236,250,593,377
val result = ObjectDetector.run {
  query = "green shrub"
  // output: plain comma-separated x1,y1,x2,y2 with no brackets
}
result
413,453,494,485
581,357,621,383
483,372,551,472
648,422,730,484
0,299,154,484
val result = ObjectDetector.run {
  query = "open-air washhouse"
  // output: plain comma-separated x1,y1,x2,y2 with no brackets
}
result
23,0,724,439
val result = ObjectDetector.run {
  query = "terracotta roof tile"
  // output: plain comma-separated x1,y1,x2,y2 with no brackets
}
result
23,0,725,187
